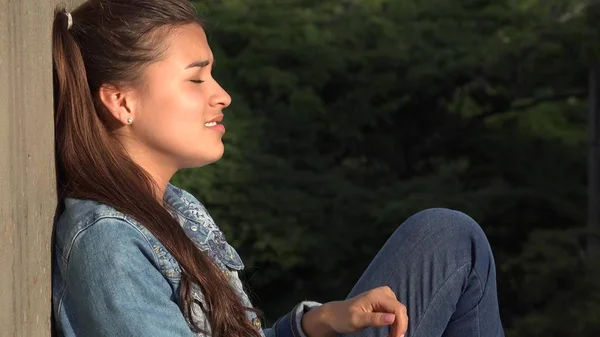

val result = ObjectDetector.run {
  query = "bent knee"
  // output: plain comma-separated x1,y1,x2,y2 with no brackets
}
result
398,207,490,249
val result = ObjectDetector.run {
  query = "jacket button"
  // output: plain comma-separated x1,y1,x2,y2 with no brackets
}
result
190,225,198,231
252,317,261,329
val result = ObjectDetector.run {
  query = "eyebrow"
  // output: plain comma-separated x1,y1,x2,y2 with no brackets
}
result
185,59,212,69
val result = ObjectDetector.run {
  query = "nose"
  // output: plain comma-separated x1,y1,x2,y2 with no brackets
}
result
209,81,232,108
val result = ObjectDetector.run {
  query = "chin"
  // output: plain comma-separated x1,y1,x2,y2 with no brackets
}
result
185,150,225,168
206,151,225,165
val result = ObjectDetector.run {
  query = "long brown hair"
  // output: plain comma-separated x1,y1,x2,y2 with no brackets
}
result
52,1,260,336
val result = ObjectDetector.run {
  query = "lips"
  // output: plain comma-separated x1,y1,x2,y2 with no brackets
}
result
204,114,225,133
205,114,223,124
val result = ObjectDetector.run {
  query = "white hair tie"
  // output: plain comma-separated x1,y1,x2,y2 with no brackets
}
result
65,12,73,30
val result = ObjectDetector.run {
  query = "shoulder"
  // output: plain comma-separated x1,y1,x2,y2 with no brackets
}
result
52,202,195,337
54,198,159,269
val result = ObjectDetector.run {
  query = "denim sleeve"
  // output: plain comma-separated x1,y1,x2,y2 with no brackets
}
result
263,301,322,337
57,218,195,337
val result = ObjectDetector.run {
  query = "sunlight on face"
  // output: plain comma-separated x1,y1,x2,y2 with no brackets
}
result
132,23,231,171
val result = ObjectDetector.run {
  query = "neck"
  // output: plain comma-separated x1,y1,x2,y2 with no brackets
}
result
114,131,180,199
122,147,177,200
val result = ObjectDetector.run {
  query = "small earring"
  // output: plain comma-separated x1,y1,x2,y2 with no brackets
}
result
127,117,133,124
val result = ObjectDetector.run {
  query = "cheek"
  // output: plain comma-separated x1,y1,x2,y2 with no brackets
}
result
158,95,206,148
151,86,205,131
172,89,207,139
138,88,222,163
180,89,207,123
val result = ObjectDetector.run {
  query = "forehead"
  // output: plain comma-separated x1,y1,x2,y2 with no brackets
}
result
159,23,212,67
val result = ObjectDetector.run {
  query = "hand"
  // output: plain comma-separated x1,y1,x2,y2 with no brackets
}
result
302,286,408,337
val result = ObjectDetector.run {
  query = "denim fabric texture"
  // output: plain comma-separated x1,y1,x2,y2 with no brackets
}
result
53,184,503,336
341,208,505,337
53,183,318,337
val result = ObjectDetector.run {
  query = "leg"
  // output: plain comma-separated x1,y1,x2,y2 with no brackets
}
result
342,208,504,337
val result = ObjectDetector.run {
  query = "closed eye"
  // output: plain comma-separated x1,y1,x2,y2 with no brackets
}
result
191,80,205,84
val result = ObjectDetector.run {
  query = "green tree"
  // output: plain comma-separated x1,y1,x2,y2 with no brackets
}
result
172,0,600,333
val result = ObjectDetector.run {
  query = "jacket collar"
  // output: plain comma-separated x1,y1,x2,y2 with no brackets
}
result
163,183,244,271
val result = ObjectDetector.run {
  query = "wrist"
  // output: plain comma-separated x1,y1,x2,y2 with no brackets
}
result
301,302,337,337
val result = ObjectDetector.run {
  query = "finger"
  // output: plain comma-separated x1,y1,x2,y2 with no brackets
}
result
370,298,408,337
363,286,397,308
353,290,408,335
391,303,408,337
379,285,397,300
350,311,397,329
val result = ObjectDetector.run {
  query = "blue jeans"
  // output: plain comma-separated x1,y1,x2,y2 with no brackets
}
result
343,208,504,337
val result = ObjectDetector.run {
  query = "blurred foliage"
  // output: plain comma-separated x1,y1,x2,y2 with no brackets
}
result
173,0,600,335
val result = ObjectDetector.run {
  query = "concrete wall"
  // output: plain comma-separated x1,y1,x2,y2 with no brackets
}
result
0,1,84,336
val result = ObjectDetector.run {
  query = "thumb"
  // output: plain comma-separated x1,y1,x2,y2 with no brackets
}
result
355,312,396,328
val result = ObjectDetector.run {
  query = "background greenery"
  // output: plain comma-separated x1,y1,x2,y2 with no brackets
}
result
172,0,600,335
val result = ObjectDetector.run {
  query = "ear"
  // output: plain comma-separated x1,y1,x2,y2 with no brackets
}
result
99,84,135,126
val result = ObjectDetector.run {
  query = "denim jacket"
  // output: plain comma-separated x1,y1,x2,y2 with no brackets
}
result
52,183,320,336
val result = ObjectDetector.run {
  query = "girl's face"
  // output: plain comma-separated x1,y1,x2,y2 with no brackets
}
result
111,23,231,183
